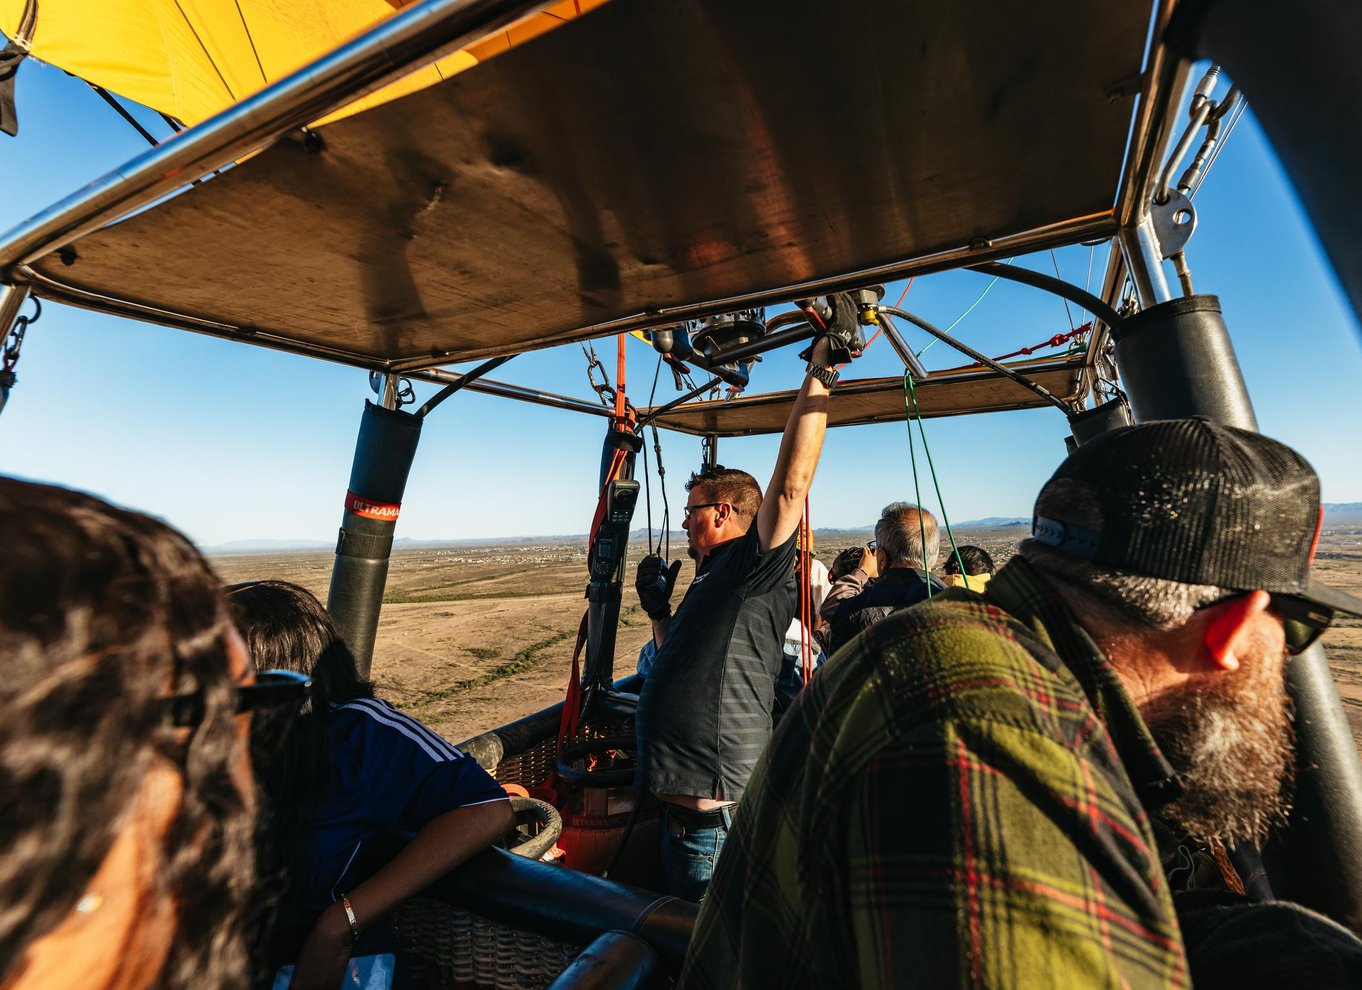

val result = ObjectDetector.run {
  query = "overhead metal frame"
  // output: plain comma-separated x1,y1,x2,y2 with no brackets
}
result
11,210,1118,377
0,0,1150,370
642,358,1085,438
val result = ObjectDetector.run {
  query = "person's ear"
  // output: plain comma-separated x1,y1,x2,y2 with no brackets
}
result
1201,590,1272,672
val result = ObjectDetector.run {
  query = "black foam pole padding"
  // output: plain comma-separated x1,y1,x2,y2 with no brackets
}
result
1276,646,1362,935
1109,296,1254,429
346,400,423,501
1166,0,1362,340
1068,398,1132,446
546,931,658,990
1112,295,1362,934
599,428,643,490
327,401,423,677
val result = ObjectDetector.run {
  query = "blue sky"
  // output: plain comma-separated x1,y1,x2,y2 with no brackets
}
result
0,58,1359,548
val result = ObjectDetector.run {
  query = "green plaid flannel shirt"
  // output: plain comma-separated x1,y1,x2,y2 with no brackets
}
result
681,557,1189,989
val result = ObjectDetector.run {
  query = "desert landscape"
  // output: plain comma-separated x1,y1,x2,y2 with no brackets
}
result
211,521,1362,752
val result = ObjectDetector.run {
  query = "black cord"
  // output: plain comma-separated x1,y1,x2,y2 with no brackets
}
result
639,355,665,556
880,309,1072,413
600,795,645,880
87,83,160,146
640,436,653,556
652,424,670,560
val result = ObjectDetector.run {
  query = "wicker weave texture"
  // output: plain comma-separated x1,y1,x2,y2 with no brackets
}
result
393,897,580,989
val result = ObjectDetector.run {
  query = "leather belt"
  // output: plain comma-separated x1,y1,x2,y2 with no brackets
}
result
662,802,731,831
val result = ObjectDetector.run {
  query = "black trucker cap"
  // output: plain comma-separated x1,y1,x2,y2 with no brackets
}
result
1031,418,1362,624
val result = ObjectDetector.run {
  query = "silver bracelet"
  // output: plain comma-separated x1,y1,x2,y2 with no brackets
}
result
339,892,360,946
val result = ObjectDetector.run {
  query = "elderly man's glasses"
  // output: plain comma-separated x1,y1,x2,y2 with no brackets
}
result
684,502,724,518
162,669,311,728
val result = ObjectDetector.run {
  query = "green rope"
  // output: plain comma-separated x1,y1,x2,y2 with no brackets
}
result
901,371,971,591
901,373,932,599
915,257,1013,357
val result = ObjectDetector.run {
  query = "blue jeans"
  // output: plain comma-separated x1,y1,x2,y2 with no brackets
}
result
660,804,732,902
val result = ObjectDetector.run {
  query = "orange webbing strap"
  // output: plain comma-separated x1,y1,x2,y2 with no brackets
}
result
800,497,814,685
614,333,628,428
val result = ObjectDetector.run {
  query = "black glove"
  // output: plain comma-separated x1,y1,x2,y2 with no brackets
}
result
798,291,866,366
636,554,682,620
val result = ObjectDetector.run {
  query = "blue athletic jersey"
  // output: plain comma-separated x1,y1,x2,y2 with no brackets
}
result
298,698,508,919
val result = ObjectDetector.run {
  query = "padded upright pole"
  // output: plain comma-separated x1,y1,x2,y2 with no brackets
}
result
583,428,642,696
327,400,422,677
1112,294,1362,933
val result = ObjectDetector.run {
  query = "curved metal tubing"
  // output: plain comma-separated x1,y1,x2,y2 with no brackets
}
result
414,354,514,419
412,372,614,419
635,376,723,428
966,262,1122,328
880,307,1072,413
1119,215,1175,306
0,0,557,274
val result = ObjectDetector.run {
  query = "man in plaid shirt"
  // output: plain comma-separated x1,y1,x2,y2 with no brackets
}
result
682,419,1362,988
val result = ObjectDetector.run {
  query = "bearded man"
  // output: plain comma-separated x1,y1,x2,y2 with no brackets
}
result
681,418,1362,989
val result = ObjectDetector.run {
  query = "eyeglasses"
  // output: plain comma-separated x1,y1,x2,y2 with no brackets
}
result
867,540,879,551
684,502,723,518
1196,593,1333,655
162,669,311,728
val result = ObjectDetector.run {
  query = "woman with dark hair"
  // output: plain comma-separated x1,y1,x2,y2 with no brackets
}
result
230,581,511,990
0,477,260,990
941,544,997,591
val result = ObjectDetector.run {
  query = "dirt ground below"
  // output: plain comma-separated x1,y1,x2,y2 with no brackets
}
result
211,527,1362,751
212,542,680,743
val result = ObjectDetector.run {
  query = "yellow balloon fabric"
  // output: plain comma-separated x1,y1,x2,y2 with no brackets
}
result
0,0,604,126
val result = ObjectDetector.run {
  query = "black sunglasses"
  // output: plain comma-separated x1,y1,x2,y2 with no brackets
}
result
1198,592,1333,655
1269,594,1334,655
162,669,311,728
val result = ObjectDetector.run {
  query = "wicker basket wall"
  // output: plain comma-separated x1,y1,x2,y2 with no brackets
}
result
492,718,634,789
393,897,581,990
390,716,640,988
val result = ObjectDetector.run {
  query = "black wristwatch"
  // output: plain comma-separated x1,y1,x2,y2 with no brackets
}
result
806,362,839,388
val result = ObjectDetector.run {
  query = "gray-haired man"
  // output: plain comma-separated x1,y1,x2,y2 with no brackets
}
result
819,501,945,653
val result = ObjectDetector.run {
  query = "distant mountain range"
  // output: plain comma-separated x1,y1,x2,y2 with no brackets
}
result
203,504,1362,554
1326,502,1362,527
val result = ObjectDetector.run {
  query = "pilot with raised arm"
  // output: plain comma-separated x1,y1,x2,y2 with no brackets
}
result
632,295,864,901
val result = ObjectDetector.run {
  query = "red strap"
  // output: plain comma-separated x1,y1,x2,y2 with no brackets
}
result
936,321,1093,373
795,498,806,686
555,610,591,758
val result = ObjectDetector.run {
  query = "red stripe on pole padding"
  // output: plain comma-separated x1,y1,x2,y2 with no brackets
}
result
345,491,401,522
1309,504,1324,564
